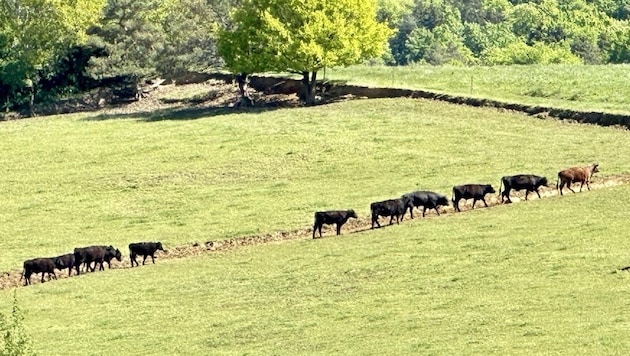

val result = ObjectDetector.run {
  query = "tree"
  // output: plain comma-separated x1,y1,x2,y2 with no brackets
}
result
154,0,241,77
218,0,392,105
87,0,163,83
0,0,105,112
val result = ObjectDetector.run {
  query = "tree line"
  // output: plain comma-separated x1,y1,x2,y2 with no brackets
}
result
1,0,629,112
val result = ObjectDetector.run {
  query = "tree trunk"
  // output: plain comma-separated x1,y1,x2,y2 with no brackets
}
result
301,71,318,105
236,73,253,107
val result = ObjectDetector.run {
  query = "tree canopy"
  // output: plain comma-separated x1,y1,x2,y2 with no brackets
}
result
218,0,393,104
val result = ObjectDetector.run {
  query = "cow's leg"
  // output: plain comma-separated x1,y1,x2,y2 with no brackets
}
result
472,198,477,209
371,214,380,229
142,255,148,265
434,207,440,216
535,189,541,199
585,180,591,191
312,223,319,239
524,190,529,201
566,181,576,193
454,199,460,212
51,271,57,280
130,253,137,267
422,207,428,217
40,272,46,283
481,198,488,207
151,254,156,264
336,223,342,236
68,267,72,277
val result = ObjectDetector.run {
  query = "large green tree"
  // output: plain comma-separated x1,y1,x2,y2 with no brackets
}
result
218,0,392,105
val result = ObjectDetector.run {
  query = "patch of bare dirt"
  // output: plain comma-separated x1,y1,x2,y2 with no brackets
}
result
2,174,630,290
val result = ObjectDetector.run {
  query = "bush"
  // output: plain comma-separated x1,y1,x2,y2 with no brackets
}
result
0,291,34,356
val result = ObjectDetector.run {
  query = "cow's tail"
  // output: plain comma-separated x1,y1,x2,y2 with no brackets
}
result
19,269,24,281
498,177,503,198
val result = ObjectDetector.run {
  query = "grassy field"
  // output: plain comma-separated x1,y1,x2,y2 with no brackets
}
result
324,64,630,114
1,89,630,353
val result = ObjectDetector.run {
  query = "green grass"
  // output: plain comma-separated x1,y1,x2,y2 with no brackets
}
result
2,94,630,354
325,64,630,114
2,185,630,355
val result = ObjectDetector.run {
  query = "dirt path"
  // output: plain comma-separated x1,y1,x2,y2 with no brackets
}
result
2,174,629,290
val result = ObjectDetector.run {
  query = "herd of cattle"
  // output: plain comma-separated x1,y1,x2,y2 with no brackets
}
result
18,163,600,285
313,163,600,238
20,242,164,286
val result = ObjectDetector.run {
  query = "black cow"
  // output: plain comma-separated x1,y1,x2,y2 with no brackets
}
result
370,197,412,229
21,258,57,286
557,163,599,195
312,209,358,238
103,248,122,270
499,174,548,203
53,253,75,277
452,184,496,212
73,245,118,274
402,191,450,218
129,242,164,267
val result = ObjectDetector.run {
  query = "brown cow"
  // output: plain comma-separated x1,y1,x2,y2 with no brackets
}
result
557,163,599,195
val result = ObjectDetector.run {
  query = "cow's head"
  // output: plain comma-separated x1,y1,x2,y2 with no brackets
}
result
114,249,122,262
347,209,358,219
538,176,549,187
485,185,496,194
436,196,450,206
591,163,599,174
156,242,165,251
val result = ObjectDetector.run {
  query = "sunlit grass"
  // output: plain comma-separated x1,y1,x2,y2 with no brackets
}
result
325,64,630,113
2,94,630,354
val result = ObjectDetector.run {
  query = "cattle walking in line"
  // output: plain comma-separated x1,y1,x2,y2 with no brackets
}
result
53,253,75,277
401,191,450,218
452,184,496,212
499,174,548,203
73,245,119,274
129,242,164,267
370,197,413,229
557,163,599,195
21,258,57,286
312,209,358,238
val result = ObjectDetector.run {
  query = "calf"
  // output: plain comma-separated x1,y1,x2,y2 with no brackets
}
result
557,163,599,195
21,258,57,286
53,253,75,277
370,197,412,229
312,209,358,239
129,242,164,267
499,174,548,203
452,184,496,212
401,191,449,218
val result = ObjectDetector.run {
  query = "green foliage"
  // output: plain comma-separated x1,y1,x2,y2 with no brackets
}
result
87,0,163,81
0,0,104,111
218,0,393,102
483,41,582,64
0,291,33,356
384,0,630,65
154,0,239,77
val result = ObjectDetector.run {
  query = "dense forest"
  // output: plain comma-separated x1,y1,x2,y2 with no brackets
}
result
1,0,629,111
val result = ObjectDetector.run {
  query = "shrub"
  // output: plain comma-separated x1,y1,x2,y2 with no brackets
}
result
0,291,34,356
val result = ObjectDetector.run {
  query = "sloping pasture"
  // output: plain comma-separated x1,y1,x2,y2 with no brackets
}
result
326,64,630,114
1,96,630,353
